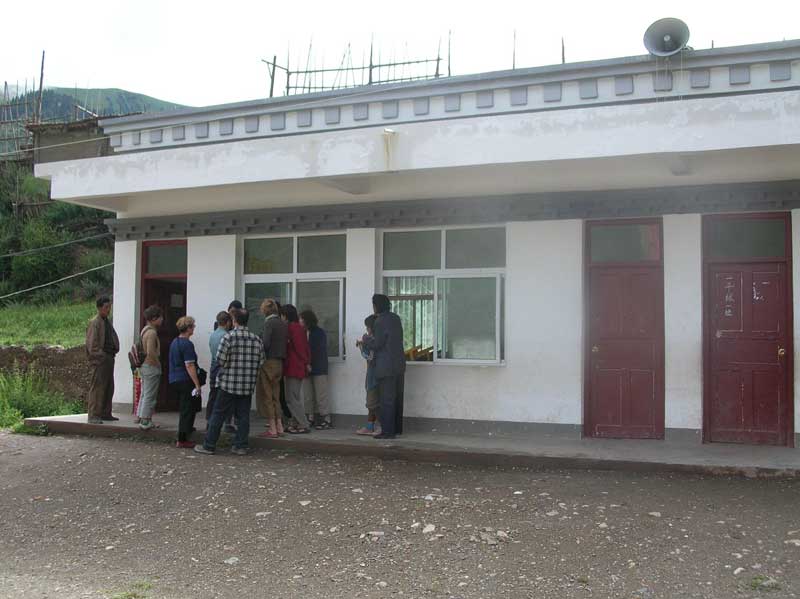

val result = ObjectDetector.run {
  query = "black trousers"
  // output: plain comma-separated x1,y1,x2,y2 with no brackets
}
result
377,374,405,436
172,381,196,442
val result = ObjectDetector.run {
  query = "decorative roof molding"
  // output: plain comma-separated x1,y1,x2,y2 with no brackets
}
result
97,40,800,155
106,180,800,241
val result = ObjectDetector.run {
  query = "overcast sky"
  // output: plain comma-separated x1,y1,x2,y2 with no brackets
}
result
3,0,800,108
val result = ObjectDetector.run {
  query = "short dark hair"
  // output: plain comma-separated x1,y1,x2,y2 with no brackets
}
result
143,304,162,322
228,300,243,311
96,296,111,309
233,308,249,326
216,311,232,326
364,314,377,331
372,294,391,314
283,304,299,323
300,309,318,328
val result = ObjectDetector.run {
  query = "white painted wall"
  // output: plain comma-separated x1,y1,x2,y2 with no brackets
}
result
663,215,703,429
353,220,585,424
109,214,795,433
185,235,238,407
111,240,139,407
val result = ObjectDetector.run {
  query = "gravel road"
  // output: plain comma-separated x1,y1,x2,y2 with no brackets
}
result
0,431,798,599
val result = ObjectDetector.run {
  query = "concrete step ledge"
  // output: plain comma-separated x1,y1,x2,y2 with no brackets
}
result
23,415,799,479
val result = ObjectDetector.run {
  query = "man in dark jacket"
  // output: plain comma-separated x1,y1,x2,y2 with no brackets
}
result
85,296,120,424
360,294,405,439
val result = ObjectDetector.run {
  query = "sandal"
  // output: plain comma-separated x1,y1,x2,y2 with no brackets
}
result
286,426,311,434
259,430,280,439
314,420,333,430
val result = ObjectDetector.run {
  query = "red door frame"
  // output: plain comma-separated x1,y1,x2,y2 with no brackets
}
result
140,240,188,324
701,212,794,447
583,218,666,439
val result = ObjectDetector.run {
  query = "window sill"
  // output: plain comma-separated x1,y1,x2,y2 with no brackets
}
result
405,360,506,367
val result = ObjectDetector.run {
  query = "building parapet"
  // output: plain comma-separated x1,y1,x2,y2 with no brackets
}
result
99,40,800,154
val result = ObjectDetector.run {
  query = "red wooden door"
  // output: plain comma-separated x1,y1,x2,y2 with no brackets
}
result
585,220,665,439
704,214,793,446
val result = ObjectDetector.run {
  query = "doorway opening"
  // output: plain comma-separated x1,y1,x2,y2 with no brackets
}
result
140,240,188,412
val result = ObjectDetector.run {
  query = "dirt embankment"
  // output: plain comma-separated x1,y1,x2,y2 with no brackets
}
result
0,346,91,404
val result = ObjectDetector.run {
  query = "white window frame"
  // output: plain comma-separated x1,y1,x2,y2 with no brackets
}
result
240,232,346,359
380,225,506,366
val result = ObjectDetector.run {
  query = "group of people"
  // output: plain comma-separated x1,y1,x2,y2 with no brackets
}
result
84,292,407,456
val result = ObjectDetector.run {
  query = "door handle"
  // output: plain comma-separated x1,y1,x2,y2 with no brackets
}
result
591,346,600,354
778,347,786,358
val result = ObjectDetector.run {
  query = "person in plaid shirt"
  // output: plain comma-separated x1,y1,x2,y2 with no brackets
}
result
195,308,264,455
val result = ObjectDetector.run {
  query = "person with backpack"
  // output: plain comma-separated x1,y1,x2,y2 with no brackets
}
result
137,305,164,431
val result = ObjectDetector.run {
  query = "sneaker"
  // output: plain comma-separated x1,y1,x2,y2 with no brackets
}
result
176,441,196,449
231,447,249,456
139,420,154,431
101,416,120,421
356,425,375,436
87,417,103,424
193,444,214,455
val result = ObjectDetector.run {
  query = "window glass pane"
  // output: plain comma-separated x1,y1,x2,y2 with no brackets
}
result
383,231,441,270
244,282,292,337
244,238,293,274
445,227,506,268
384,276,434,362
146,243,187,274
298,235,346,272
707,218,786,260
590,224,661,263
437,277,497,361
297,281,341,357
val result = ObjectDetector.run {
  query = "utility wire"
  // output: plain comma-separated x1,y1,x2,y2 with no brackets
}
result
0,232,112,259
0,263,113,300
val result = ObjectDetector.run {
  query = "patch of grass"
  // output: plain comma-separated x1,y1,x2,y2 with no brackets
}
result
10,422,49,436
0,300,95,348
749,574,781,591
107,580,154,599
0,365,82,429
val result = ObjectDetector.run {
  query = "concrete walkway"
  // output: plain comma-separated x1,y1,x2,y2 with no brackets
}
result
25,412,800,478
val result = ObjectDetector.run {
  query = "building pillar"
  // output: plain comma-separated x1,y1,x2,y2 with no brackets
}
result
186,235,238,406
663,214,703,433
504,220,583,425
112,240,140,407
330,228,378,415
793,210,800,436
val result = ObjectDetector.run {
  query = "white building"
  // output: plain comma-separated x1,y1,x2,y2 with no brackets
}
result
38,39,800,446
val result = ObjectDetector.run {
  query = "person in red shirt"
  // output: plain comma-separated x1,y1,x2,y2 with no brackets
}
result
283,304,311,434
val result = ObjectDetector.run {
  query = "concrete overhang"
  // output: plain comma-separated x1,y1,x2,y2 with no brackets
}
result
36,88,800,218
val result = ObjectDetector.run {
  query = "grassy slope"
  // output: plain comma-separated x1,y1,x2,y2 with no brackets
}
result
0,301,95,348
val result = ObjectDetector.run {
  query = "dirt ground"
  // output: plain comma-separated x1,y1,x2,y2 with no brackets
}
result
0,346,90,403
0,432,798,599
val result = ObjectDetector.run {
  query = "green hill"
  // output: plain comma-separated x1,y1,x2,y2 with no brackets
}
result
47,87,188,118
4,88,188,123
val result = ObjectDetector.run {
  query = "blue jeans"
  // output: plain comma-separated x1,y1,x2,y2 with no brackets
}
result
203,389,251,451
